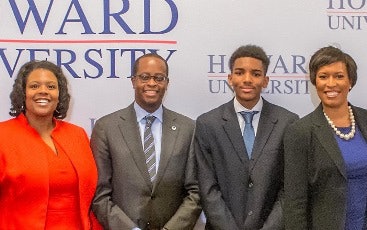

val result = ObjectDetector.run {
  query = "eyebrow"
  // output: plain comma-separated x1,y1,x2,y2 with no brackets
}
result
27,80,58,84
234,68,263,72
317,71,345,74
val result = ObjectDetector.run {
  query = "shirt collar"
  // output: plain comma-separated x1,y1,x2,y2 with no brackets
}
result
134,102,163,123
233,97,263,113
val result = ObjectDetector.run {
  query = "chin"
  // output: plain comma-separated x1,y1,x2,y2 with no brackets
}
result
322,102,344,109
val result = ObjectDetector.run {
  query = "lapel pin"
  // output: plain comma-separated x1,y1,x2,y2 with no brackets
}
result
171,126,177,131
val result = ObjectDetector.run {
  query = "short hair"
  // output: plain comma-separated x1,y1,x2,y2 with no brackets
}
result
309,46,357,88
9,60,71,119
228,45,270,74
132,53,169,76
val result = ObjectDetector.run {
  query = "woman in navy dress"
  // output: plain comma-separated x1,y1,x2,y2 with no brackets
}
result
284,46,367,230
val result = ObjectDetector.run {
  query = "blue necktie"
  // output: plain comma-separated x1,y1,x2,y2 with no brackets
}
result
240,111,259,158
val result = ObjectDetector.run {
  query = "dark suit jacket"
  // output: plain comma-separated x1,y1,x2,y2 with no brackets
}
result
195,98,299,230
284,104,367,230
91,104,201,230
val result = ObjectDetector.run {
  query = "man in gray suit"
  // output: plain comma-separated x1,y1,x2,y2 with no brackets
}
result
91,53,201,230
195,45,299,229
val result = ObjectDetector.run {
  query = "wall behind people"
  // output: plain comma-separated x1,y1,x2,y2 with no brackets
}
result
0,0,366,135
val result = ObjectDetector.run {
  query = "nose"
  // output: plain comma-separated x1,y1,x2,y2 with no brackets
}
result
38,84,49,94
242,72,252,82
146,77,157,85
326,76,337,87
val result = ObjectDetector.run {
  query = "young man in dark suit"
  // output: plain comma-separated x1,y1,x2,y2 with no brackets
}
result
195,45,299,230
91,53,201,230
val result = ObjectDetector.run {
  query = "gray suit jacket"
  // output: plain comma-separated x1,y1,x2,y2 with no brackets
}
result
284,104,367,230
195,98,299,230
91,104,201,230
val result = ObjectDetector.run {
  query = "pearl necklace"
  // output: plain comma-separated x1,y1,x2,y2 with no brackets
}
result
323,106,356,140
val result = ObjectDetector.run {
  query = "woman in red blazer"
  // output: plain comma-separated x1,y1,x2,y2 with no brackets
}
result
0,60,98,229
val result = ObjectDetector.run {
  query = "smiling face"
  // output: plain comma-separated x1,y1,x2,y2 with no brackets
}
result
316,61,351,110
131,56,168,113
25,68,59,120
228,57,269,109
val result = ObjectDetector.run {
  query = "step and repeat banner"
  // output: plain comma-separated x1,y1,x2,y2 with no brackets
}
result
1,0,367,137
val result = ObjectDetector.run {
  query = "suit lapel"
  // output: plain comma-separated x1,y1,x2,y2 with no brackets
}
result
118,104,153,189
222,101,248,164
312,105,347,179
153,108,178,191
353,106,367,141
250,101,277,170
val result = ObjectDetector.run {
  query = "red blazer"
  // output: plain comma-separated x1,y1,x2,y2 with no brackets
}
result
0,114,98,230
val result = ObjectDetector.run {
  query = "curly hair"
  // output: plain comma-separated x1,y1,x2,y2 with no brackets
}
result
228,45,270,74
9,60,70,119
309,46,357,88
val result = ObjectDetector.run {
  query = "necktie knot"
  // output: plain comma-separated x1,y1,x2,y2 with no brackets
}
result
240,111,258,124
145,115,156,127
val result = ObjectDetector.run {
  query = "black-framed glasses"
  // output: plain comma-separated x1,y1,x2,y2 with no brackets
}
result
134,74,169,83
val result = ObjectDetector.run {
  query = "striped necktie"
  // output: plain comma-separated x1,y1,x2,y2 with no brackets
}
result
144,115,156,182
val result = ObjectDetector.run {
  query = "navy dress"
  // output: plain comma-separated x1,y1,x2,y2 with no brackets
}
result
336,127,367,230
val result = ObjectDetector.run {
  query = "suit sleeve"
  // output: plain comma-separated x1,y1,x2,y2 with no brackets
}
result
261,114,299,230
260,154,284,230
91,120,138,230
284,122,309,230
194,118,240,230
164,128,202,229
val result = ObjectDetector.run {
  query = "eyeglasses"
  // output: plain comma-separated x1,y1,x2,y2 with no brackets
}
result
134,74,169,83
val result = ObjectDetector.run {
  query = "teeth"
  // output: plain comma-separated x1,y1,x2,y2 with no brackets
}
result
36,99,49,105
326,91,338,97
